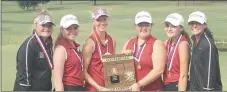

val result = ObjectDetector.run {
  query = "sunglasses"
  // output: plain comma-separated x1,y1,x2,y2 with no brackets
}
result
96,16,108,21
41,22,54,28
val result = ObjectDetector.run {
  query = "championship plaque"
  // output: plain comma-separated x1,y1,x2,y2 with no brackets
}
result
215,36,227,52
102,54,136,91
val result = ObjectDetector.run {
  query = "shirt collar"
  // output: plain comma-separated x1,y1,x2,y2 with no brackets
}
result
135,35,154,44
60,38,80,49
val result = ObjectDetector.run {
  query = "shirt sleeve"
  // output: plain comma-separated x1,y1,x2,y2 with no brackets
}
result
16,39,35,90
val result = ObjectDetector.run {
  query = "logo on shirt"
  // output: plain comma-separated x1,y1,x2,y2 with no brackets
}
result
39,52,45,58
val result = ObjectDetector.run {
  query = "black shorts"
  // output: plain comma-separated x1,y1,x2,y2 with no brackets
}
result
53,85,86,91
164,81,190,91
164,81,178,91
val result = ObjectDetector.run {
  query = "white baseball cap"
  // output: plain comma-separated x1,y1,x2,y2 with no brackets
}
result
60,14,79,28
164,13,184,26
135,11,152,25
188,11,207,24
92,9,109,19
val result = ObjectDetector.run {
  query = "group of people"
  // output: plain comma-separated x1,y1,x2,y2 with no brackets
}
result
13,8,222,91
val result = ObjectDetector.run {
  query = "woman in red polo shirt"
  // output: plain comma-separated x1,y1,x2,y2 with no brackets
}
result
82,8,116,91
53,14,85,91
163,13,190,91
121,11,166,91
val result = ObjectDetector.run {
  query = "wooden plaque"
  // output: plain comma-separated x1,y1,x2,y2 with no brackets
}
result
102,54,136,91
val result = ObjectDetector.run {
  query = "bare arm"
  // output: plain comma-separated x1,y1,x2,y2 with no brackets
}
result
164,40,167,46
120,40,130,54
82,39,102,90
138,40,166,87
53,46,67,91
112,37,117,55
178,41,189,91
162,40,168,81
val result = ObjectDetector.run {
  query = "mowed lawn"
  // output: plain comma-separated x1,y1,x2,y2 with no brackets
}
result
2,1,227,91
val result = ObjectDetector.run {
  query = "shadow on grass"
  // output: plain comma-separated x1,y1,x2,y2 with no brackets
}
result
2,20,32,24
2,7,66,14
92,1,128,6
56,1,91,5
46,7,67,11
180,1,217,6
59,1,128,6
2,27,12,31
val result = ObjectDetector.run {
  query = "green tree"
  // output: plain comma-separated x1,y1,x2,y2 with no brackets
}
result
17,0,50,10
93,0,96,5
41,0,51,4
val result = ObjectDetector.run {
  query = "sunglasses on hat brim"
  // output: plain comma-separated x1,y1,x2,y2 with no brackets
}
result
41,22,55,27
95,15,109,20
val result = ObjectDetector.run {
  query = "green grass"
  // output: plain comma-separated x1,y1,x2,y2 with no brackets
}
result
2,1,227,91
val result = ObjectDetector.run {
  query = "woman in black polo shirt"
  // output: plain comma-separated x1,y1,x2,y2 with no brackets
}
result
13,9,55,91
188,11,222,91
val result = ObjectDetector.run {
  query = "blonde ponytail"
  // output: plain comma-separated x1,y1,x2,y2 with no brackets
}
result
35,8,50,16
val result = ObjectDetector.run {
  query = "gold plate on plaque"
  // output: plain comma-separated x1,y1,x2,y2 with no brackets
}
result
102,54,136,91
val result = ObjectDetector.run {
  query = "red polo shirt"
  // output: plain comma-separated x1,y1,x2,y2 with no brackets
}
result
55,38,84,86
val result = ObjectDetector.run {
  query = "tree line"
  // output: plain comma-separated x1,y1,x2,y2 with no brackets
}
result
17,0,98,10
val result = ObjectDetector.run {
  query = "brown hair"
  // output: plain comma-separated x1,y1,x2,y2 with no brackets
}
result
204,27,214,40
35,8,50,16
32,9,53,51
54,27,64,48
180,28,192,65
181,29,192,47
180,26,191,47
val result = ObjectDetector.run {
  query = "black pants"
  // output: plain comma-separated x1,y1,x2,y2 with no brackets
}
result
13,81,52,91
53,85,86,91
164,82,178,91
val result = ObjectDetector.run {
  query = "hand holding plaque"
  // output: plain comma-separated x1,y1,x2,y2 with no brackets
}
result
120,50,133,55
103,52,112,56
102,53,136,91
129,83,140,91
98,86,111,91
215,36,227,52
